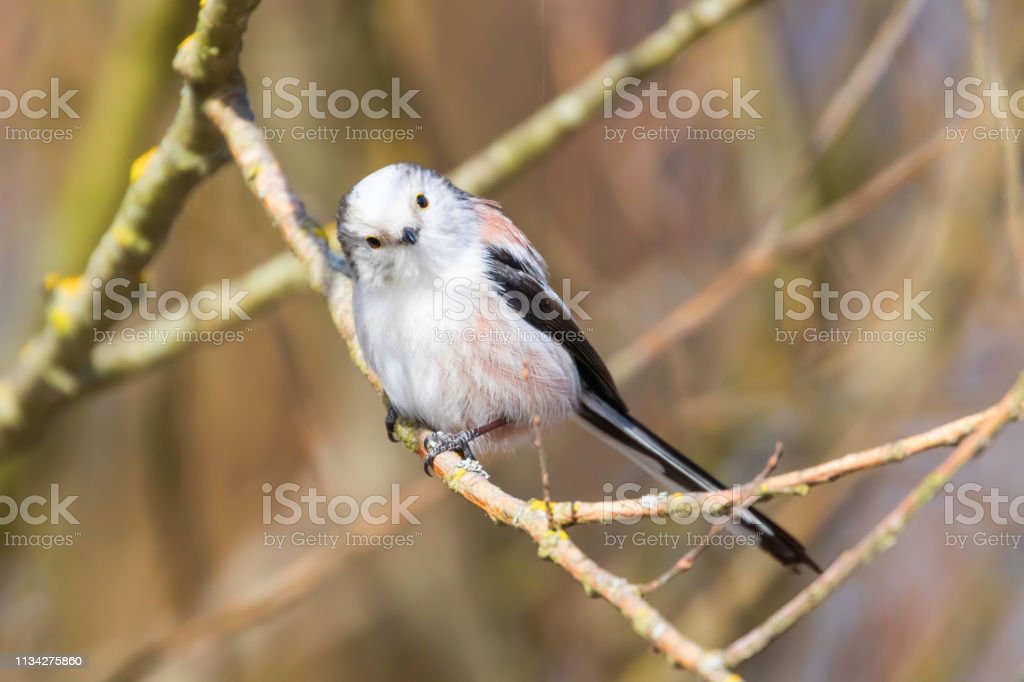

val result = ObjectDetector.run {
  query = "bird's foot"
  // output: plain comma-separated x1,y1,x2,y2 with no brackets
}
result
385,406,399,443
422,430,477,476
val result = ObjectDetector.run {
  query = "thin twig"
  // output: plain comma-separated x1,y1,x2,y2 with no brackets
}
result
554,398,1000,526
638,443,784,594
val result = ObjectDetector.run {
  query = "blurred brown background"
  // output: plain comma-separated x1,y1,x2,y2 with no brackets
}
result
1,1,1023,680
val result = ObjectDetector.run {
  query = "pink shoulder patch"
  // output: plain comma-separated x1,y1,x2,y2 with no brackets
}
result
475,200,547,276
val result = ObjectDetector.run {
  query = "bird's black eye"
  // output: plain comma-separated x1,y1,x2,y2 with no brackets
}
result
416,193,429,209
365,236,382,249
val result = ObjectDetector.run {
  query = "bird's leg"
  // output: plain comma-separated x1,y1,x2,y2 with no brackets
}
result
384,405,399,443
422,418,507,476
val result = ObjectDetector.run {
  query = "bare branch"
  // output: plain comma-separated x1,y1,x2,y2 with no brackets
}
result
554,395,1002,526
636,443,784,595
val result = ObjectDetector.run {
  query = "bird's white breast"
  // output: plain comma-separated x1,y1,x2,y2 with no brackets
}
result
353,254,580,439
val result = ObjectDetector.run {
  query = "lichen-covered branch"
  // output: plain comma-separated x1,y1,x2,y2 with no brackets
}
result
88,251,309,382
103,369,1024,680
0,0,262,454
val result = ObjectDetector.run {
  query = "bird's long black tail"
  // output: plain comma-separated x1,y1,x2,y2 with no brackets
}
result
578,391,820,573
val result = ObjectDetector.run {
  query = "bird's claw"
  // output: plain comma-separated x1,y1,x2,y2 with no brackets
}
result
422,430,476,476
385,406,399,443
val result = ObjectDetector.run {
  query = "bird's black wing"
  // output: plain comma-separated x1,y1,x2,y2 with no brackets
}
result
483,246,627,412
483,244,820,573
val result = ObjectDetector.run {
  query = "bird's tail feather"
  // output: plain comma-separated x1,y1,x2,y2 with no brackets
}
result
578,391,820,573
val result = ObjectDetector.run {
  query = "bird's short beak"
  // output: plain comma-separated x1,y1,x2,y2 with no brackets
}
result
401,226,419,245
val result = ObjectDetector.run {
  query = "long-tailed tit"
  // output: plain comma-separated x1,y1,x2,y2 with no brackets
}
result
337,162,819,572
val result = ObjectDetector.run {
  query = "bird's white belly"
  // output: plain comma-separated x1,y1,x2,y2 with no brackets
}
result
355,283,580,435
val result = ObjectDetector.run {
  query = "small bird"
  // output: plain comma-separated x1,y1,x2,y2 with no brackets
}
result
337,162,819,573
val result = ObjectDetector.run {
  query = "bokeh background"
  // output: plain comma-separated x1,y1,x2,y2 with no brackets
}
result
1,1,1023,680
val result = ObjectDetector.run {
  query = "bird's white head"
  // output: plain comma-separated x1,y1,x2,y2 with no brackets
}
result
337,162,480,286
